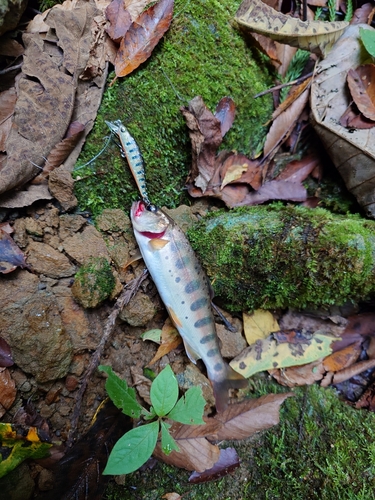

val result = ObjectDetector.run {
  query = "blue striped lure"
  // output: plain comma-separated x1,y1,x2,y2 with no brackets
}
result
106,120,151,205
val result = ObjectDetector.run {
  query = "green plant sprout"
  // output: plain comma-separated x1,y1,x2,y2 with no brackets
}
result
98,365,206,475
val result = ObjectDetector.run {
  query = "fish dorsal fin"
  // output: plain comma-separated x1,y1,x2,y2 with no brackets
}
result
182,338,201,364
148,238,170,251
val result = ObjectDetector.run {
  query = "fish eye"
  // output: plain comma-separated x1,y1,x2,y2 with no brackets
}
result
146,204,158,213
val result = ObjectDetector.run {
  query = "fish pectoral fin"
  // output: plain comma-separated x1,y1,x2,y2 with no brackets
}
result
167,307,183,328
182,338,201,364
121,250,142,271
148,238,170,251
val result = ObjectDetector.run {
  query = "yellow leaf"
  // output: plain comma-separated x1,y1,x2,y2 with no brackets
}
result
221,162,248,189
243,310,279,345
230,331,335,378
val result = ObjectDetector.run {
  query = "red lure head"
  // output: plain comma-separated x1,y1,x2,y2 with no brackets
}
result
130,201,169,239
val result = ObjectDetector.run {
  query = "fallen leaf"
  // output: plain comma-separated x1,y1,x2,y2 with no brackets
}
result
220,161,248,189
274,43,297,77
355,381,375,411
0,229,28,273
273,329,313,344
154,421,221,473
214,97,236,137
0,184,53,209
189,447,240,484
275,154,320,183
141,329,162,343
148,319,182,365
247,32,281,62
0,367,16,418
344,313,375,337
351,3,375,25
0,338,14,368
0,35,24,57
115,0,174,77
333,358,375,384
272,77,312,121
347,64,375,121
237,179,307,206
339,102,375,129
106,0,132,43
263,88,310,159
279,310,347,338
243,310,280,345
323,342,362,372
270,359,326,387
231,331,335,378
162,493,181,500
214,393,292,440
0,88,17,152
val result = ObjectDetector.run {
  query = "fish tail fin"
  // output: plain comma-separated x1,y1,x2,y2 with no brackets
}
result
211,364,248,413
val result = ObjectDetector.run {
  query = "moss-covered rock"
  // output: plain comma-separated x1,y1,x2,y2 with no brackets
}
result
72,257,116,308
74,0,273,216
187,205,375,311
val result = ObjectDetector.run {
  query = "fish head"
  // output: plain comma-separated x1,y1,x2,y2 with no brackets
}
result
130,201,172,238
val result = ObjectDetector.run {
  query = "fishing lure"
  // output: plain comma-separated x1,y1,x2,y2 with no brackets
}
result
106,120,151,205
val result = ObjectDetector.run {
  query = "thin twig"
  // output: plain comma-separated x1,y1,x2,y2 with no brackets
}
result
253,72,313,99
67,269,149,447
0,62,23,75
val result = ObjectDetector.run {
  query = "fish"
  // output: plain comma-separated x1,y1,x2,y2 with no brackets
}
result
130,200,247,411
105,120,150,205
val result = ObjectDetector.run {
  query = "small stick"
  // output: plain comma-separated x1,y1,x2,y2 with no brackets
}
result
253,72,313,98
67,269,148,447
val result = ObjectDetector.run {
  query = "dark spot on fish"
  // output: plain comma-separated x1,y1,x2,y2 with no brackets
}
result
214,363,223,372
239,362,246,369
126,141,132,146
181,301,185,305
190,297,208,311
165,256,169,260
175,277,181,283
185,280,200,294
200,333,215,344
176,257,189,269
207,348,219,357
185,316,188,319
194,317,211,328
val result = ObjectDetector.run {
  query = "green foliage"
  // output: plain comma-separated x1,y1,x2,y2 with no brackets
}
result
100,364,206,475
344,0,353,22
327,0,336,21
280,49,311,102
73,0,273,217
105,377,375,499
360,28,375,59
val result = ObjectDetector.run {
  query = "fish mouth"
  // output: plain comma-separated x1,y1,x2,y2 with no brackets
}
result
131,200,146,218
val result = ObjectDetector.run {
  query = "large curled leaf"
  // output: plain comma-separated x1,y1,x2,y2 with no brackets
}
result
167,386,206,425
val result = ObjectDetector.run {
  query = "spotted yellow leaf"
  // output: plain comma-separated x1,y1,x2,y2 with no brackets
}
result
230,331,335,378
243,310,279,345
235,0,348,57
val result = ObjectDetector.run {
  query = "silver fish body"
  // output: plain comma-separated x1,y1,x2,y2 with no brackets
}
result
130,201,246,411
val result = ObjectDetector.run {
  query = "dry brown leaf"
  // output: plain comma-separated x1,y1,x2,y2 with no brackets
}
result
220,154,262,190
188,447,240,484
274,43,297,77
272,77,312,120
0,36,24,57
148,318,182,366
248,32,281,62
333,359,375,384
214,393,293,440
264,88,310,159
323,342,362,372
115,0,174,77
0,184,53,209
162,494,181,500
350,3,375,25
275,154,320,183
0,229,29,273
106,0,132,42
214,96,236,137
237,179,307,206
270,359,326,387
347,64,375,121
339,103,375,129
154,421,221,472
0,367,16,418
344,312,375,337
0,88,17,152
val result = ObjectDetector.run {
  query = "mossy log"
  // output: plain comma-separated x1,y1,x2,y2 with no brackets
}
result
187,205,375,311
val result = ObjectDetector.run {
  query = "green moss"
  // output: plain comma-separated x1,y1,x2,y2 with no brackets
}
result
104,378,375,499
74,0,273,216
187,204,375,311
72,257,115,308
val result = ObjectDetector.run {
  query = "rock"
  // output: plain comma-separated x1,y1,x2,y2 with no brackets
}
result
58,214,87,240
0,367,16,417
164,205,198,232
188,205,375,312
12,218,28,248
24,217,44,237
63,225,110,264
26,241,76,278
0,462,34,500
96,209,132,233
37,468,54,491
71,257,116,308
48,168,78,211
176,364,215,409
0,272,73,382
119,290,156,326
216,322,247,358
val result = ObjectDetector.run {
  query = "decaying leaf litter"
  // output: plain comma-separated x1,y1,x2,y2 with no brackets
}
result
2,2,372,496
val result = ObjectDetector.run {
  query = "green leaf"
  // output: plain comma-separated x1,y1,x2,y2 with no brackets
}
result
141,329,162,343
150,365,179,416
142,406,157,420
360,27,375,58
160,421,179,455
103,421,159,475
167,386,206,425
99,365,143,418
